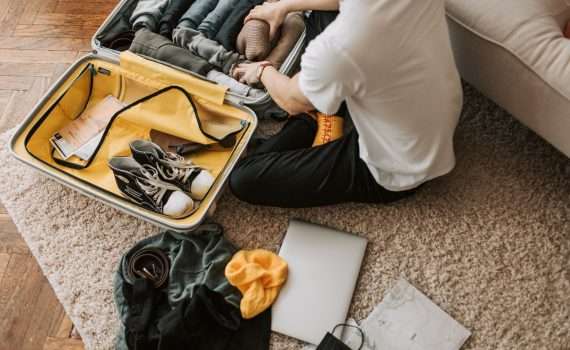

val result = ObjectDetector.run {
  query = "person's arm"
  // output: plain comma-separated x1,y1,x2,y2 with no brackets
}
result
245,0,339,39
231,62,313,115
260,69,314,115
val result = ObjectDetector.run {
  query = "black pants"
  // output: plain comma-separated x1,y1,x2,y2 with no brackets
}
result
229,115,416,208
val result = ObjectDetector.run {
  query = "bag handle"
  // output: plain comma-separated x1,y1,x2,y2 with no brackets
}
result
331,323,366,350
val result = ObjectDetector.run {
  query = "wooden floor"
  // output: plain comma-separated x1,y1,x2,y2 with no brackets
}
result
0,0,118,348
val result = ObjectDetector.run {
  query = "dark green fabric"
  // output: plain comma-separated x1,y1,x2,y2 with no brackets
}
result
114,223,241,349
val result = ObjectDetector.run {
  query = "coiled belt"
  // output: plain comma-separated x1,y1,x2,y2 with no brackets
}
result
127,248,170,289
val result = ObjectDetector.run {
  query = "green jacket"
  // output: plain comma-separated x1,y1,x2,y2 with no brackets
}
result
114,223,241,349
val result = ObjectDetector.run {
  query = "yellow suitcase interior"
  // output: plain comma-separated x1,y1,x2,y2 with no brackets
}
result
10,52,257,231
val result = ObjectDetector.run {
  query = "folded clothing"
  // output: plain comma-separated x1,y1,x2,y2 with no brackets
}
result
173,27,241,74
225,249,288,319
159,0,194,39
207,70,265,99
198,0,235,39
97,0,136,51
178,0,220,30
266,12,305,69
129,28,213,76
108,30,136,51
215,0,265,51
131,0,170,32
237,19,272,61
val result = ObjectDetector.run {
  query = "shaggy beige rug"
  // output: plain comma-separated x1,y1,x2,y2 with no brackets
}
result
0,84,568,350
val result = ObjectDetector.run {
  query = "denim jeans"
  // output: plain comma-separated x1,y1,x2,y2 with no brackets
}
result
197,0,235,38
177,0,219,30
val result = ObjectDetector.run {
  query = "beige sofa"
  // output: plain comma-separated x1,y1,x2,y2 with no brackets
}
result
446,0,570,157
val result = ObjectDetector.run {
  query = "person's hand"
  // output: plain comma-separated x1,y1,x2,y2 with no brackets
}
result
231,61,270,86
244,1,287,40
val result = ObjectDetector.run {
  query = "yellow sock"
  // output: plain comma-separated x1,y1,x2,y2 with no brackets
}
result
309,112,344,147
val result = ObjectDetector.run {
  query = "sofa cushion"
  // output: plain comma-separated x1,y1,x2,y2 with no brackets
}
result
446,0,570,156
447,0,570,100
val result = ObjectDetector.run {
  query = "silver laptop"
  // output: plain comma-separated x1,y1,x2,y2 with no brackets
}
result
272,219,368,345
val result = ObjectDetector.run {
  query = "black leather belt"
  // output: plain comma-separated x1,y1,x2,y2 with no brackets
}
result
127,248,170,289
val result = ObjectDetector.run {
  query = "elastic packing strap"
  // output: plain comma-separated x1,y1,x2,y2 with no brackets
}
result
24,61,247,170
52,85,246,170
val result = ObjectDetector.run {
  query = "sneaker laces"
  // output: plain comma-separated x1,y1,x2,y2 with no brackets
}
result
136,166,181,207
155,152,204,184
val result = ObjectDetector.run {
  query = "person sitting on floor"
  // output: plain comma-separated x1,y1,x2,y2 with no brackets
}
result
229,0,463,208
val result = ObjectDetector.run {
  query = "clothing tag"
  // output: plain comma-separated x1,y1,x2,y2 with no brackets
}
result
344,278,471,350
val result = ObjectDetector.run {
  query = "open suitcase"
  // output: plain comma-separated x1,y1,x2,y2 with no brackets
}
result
9,0,306,232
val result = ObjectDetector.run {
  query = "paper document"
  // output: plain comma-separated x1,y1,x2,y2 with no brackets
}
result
50,95,125,160
344,278,471,350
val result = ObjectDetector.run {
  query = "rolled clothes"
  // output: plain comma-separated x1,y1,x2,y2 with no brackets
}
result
159,0,194,39
197,0,235,39
178,0,220,30
235,0,277,61
130,0,170,32
236,19,272,61
97,1,134,51
173,27,241,74
207,70,265,98
129,28,213,76
266,12,305,69
215,0,264,51
107,30,136,51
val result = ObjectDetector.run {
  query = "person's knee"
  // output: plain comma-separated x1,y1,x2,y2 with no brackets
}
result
229,158,259,203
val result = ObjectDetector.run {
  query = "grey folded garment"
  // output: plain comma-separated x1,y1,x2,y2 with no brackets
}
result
130,0,170,32
129,29,213,76
206,70,265,98
173,27,241,74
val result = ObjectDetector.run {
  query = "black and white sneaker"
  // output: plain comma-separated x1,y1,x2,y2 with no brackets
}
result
130,140,214,200
108,157,195,218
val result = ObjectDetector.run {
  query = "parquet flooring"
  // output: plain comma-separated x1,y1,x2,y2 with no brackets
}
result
0,0,118,348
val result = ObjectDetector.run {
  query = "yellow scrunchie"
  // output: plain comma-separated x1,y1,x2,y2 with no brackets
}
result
225,249,288,319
